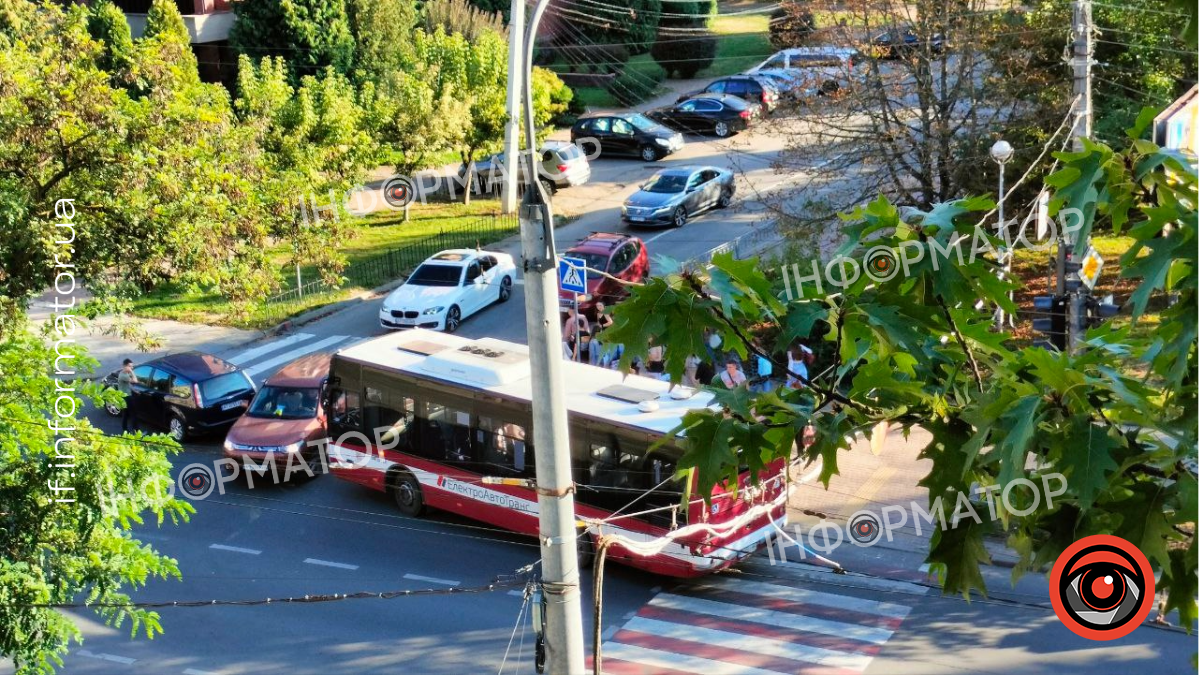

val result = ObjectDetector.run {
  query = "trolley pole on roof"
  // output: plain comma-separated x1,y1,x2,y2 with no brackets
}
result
517,0,587,672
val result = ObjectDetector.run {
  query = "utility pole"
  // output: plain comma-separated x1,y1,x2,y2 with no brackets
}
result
518,1,587,672
1063,0,1093,353
500,0,526,214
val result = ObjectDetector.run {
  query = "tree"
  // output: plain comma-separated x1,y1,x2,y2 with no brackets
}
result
0,0,281,332
603,115,1197,624
769,1,816,50
85,0,134,83
345,0,418,87
776,0,1070,224
236,56,375,287
229,0,355,81
552,0,662,55
0,331,191,675
422,0,506,43
650,1,715,79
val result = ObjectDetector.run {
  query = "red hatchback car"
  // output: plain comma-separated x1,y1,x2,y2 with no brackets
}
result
557,232,649,316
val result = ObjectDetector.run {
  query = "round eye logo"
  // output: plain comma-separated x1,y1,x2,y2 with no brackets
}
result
178,464,215,500
848,511,882,546
382,176,414,208
1049,534,1154,641
863,246,899,282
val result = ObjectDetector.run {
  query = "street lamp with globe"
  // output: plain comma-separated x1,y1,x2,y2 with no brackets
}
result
991,139,1014,329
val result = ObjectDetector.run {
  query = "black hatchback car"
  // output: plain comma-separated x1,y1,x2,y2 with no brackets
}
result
104,352,257,441
570,112,684,162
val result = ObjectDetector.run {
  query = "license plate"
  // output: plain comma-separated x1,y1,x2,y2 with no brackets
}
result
629,216,645,222
222,400,243,411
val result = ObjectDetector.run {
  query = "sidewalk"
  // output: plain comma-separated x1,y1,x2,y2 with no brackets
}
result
27,290,260,380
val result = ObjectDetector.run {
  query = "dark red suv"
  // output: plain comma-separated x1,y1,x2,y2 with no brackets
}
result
557,233,649,316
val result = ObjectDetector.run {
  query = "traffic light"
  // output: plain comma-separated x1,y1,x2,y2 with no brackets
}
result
1062,258,1083,293
1085,293,1121,328
1032,294,1068,351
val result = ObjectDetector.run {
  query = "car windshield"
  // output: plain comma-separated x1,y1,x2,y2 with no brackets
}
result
407,264,462,286
643,174,688,193
627,114,660,132
199,372,253,403
566,251,610,272
247,385,320,420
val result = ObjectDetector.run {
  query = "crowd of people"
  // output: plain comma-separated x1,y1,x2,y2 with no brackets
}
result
561,305,815,391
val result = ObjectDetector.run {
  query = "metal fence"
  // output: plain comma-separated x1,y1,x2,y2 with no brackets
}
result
686,222,785,268
266,213,520,306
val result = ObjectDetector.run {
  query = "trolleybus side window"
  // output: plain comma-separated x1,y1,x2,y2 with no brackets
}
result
422,402,473,464
365,386,415,451
478,417,529,473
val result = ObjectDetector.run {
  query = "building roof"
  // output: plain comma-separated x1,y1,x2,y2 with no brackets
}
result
335,329,715,437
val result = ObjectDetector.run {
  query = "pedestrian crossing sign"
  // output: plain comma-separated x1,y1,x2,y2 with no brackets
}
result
559,256,588,294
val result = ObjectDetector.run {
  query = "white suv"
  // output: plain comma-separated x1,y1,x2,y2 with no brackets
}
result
746,47,863,95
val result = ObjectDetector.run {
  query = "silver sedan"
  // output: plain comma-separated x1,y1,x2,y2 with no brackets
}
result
620,166,736,228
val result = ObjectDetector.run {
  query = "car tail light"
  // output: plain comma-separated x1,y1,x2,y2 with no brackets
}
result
193,383,204,408
761,91,769,104
739,109,751,119
556,164,568,173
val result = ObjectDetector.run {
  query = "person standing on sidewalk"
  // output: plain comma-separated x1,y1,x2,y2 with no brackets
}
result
117,359,139,433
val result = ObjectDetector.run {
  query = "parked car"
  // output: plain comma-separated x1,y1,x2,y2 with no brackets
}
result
379,249,517,332
677,75,780,114
461,141,591,195
746,47,863,94
569,112,684,162
103,352,257,441
557,232,650,316
870,28,945,59
752,69,813,101
621,166,735,228
649,94,760,137
222,353,331,479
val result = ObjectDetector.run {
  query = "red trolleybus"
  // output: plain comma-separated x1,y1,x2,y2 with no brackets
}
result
323,329,794,578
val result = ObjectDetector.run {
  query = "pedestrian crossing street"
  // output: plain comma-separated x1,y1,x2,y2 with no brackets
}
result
594,561,928,675
222,332,362,384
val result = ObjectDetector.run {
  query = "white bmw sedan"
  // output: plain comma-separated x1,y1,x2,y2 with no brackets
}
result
379,249,517,332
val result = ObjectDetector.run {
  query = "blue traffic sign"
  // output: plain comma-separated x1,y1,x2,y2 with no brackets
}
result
558,256,588,294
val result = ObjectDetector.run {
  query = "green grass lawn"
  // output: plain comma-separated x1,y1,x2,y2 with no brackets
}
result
130,199,515,330
700,14,774,78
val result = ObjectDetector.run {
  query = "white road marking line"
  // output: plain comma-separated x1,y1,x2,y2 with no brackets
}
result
77,650,136,665
404,573,460,586
303,558,359,570
624,616,873,671
600,642,783,675
513,277,524,286
208,544,262,555
507,590,525,598
643,229,677,245
601,624,621,642
244,335,349,377
700,577,912,618
649,593,895,645
225,333,315,365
